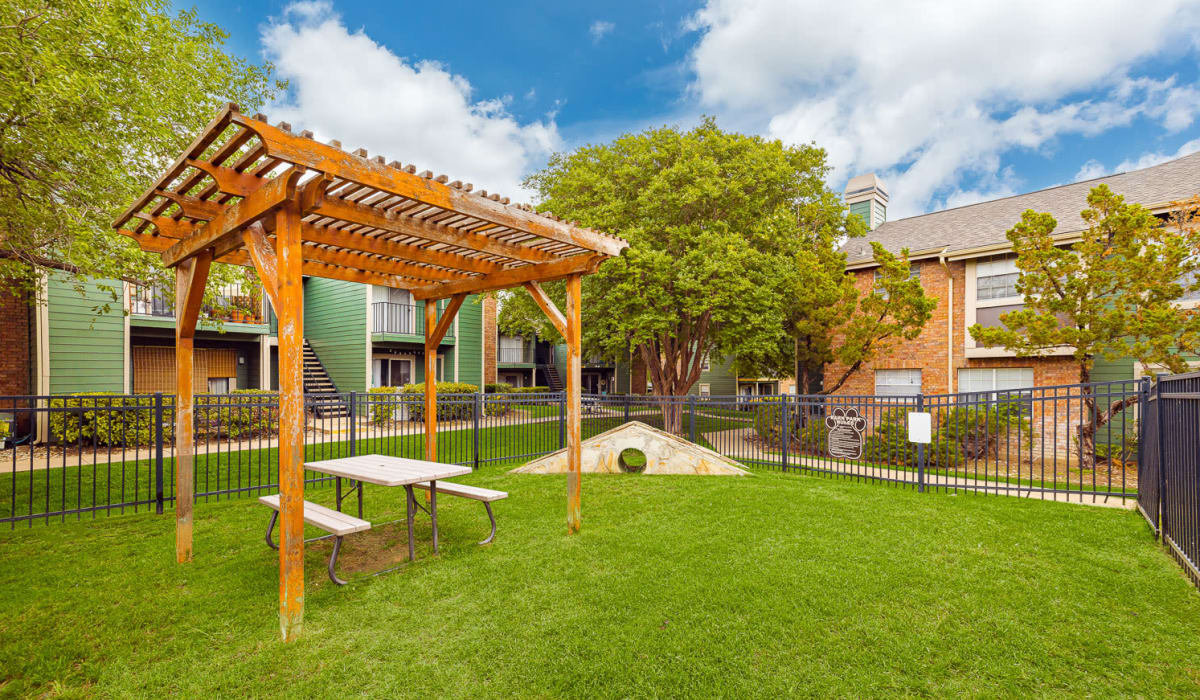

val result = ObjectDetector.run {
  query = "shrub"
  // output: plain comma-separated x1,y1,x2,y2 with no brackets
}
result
863,405,964,469
751,397,787,443
797,418,828,452
367,386,402,425
938,400,1031,461
49,393,171,446
863,407,917,466
1093,431,1138,466
195,390,278,439
399,382,480,421
752,397,814,444
485,382,514,394
0,420,10,440
514,385,551,394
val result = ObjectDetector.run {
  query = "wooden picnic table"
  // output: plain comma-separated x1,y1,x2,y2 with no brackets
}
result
304,455,471,560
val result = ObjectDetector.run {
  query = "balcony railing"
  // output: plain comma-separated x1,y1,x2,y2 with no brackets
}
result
130,284,265,324
498,347,533,363
372,302,455,338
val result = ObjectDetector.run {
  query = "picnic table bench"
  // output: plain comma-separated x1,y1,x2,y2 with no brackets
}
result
412,481,508,544
260,494,369,585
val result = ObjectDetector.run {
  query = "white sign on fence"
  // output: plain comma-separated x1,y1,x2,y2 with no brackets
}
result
907,411,932,444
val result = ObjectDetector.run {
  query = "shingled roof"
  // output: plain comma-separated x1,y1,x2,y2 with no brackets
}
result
841,148,1200,264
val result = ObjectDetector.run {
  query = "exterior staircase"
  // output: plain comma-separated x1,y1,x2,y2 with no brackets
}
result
541,363,564,392
303,340,349,418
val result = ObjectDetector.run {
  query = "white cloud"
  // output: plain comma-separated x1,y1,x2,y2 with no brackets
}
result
1075,137,1200,181
590,20,615,43
687,0,1200,218
260,1,560,201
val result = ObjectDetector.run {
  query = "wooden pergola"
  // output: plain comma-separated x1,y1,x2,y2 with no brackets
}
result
114,103,627,641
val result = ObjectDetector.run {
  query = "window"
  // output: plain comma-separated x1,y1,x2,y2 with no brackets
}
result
874,265,919,299
372,358,412,387
976,256,1021,301
958,368,1033,400
373,285,411,305
699,383,711,397
498,336,526,363
700,353,710,371
207,377,230,394
875,369,921,399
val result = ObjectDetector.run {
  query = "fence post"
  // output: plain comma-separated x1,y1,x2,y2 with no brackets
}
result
689,394,697,443
916,392,926,493
350,389,357,461
1155,377,1166,538
558,391,566,450
624,393,630,423
781,395,790,473
154,392,164,515
474,392,482,470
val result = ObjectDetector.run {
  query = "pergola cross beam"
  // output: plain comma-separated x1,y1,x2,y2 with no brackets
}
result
115,104,627,643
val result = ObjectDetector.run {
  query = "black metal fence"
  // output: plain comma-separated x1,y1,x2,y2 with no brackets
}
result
0,380,1152,530
1138,371,1200,587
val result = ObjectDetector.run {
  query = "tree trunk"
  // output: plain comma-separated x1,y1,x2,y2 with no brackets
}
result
1076,363,1097,470
637,320,709,435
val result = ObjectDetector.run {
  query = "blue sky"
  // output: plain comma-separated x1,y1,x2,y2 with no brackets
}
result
185,0,1200,219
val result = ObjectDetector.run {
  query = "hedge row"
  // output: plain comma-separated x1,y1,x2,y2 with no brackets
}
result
48,390,281,446
368,382,510,424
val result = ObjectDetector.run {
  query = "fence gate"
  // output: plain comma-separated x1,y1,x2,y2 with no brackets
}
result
1141,371,1200,587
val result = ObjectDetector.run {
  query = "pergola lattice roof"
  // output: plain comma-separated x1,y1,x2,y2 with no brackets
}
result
114,102,626,297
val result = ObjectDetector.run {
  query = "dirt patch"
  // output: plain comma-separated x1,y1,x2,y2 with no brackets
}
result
307,521,423,576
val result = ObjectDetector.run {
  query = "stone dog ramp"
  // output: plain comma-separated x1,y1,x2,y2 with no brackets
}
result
510,421,750,475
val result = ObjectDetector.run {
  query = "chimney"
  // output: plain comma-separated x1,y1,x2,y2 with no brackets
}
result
844,173,888,231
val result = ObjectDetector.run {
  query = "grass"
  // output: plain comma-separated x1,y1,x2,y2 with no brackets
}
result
1,464,1199,697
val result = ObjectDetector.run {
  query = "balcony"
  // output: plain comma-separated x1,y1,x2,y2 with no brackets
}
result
372,302,455,338
130,284,265,325
498,346,533,364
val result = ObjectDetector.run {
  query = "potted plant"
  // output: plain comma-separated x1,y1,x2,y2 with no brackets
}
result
0,420,10,450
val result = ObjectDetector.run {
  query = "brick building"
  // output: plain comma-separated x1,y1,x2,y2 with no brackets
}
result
827,152,1200,399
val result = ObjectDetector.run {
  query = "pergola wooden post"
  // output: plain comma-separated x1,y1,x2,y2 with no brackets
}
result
563,274,583,531
115,104,626,641
173,252,211,562
424,294,465,469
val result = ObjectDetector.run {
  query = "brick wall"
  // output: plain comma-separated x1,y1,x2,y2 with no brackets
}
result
823,259,1081,395
0,288,32,396
824,259,965,395
0,288,33,436
482,295,497,384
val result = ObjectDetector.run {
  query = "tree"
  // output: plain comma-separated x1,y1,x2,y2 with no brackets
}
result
0,0,280,306
505,118,847,433
969,185,1200,465
784,241,938,395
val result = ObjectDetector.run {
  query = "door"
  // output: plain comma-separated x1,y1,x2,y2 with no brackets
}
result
372,358,414,387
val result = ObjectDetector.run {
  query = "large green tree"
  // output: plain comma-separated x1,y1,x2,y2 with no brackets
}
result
970,185,1200,465
502,118,854,433
0,0,280,304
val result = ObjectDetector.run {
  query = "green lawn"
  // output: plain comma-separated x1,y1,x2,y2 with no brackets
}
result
1,466,1198,697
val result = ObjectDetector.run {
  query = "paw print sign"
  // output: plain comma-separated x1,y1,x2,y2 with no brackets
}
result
825,407,866,460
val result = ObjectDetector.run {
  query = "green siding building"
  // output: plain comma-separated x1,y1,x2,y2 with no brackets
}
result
29,275,490,401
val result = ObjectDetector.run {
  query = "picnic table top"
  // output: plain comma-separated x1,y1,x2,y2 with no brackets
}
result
304,455,472,487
